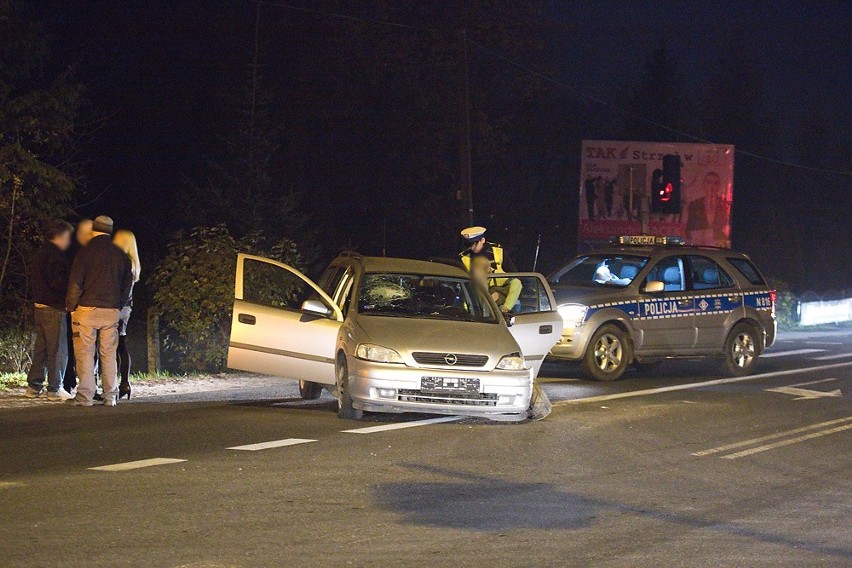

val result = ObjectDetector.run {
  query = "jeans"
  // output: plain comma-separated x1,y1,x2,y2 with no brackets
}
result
27,306,68,392
72,307,120,403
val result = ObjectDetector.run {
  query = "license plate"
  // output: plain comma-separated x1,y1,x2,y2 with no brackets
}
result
421,376,480,393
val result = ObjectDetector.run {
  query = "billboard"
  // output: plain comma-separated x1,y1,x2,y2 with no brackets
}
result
579,140,734,250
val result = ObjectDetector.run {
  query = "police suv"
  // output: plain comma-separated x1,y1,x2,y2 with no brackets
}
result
548,236,776,381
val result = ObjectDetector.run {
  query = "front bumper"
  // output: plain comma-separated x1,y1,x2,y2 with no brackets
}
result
349,360,533,422
548,327,587,361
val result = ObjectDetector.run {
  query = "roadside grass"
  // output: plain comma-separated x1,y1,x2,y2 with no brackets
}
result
0,372,27,392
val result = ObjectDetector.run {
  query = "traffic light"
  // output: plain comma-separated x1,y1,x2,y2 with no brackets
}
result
650,154,681,214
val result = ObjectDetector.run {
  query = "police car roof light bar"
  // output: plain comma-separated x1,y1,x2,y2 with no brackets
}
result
611,235,685,246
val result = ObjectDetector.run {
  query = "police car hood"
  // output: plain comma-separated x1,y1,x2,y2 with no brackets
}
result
355,315,519,366
549,284,627,307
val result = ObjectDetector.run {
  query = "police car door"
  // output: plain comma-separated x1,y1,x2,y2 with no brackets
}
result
227,254,343,385
686,255,742,352
488,273,561,378
636,255,697,351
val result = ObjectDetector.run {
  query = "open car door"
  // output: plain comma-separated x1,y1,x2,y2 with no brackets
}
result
227,254,343,386
488,272,561,378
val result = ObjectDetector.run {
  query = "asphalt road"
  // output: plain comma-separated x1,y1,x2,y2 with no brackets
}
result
1,329,850,567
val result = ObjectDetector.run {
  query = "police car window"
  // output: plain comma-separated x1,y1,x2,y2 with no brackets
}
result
688,256,733,290
727,258,765,286
552,255,648,288
358,273,497,323
243,258,313,310
645,257,685,292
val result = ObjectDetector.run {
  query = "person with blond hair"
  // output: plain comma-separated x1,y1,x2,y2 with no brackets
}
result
113,229,140,400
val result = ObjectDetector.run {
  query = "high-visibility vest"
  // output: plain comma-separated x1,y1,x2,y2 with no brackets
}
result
461,242,508,285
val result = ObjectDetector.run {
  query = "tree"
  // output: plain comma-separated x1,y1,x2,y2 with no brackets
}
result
0,1,80,371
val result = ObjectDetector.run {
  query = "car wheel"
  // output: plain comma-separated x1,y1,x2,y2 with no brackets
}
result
336,357,363,420
298,380,323,400
580,324,632,381
722,323,759,376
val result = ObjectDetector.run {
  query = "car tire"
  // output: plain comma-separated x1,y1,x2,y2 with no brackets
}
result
298,380,323,400
336,357,363,420
580,324,632,381
722,323,760,377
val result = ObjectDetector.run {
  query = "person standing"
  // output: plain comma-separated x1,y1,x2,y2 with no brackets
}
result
65,216,132,407
62,218,95,394
25,220,75,401
112,229,141,400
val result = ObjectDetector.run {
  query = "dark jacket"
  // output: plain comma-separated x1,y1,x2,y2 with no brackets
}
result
66,234,133,311
30,241,70,310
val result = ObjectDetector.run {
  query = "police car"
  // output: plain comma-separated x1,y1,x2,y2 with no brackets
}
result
548,236,777,381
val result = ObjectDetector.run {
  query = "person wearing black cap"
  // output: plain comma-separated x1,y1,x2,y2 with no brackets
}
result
65,215,132,407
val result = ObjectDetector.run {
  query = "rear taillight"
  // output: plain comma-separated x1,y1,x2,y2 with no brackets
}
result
769,290,777,316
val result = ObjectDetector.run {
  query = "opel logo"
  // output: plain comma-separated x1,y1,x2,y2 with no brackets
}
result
444,353,458,365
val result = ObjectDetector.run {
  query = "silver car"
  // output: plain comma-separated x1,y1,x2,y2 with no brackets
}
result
227,253,561,421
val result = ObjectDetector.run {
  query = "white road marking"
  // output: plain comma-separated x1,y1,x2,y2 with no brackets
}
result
761,349,825,358
805,341,844,345
551,361,852,406
227,438,317,451
813,353,852,361
765,377,842,400
342,416,464,434
692,416,852,456
722,423,852,459
0,481,25,489
89,458,187,472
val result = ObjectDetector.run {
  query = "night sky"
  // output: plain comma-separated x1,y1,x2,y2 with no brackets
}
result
33,1,851,291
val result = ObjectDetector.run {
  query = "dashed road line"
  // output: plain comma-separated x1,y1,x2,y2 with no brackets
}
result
342,416,464,434
0,481,25,489
552,361,852,406
89,458,187,472
692,416,852,456
227,438,317,451
761,349,825,358
812,353,852,361
722,423,852,459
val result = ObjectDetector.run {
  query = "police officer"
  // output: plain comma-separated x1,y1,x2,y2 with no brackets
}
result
460,227,520,313
459,226,517,274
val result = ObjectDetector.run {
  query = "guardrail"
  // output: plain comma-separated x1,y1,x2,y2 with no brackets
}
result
798,297,852,326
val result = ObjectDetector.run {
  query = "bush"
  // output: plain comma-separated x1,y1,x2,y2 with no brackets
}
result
0,295,33,373
768,278,797,330
152,225,306,372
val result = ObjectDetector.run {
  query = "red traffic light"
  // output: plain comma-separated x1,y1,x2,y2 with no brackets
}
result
659,182,673,201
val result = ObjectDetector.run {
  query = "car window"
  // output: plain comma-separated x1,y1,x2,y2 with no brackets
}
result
488,275,552,314
243,258,313,310
551,255,649,288
336,270,355,316
358,273,497,323
727,257,766,286
645,256,685,292
317,265,346,296
688,256,734,290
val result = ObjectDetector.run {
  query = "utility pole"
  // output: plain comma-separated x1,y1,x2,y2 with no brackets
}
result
458,28,474,226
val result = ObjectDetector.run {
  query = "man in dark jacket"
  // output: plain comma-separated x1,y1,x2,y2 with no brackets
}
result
65,215,132,407
25,220,74,400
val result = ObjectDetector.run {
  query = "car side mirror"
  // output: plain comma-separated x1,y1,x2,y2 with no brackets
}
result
301,299,332,317
644,280,665,293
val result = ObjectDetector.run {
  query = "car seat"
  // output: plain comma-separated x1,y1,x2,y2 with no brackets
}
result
663,266,682,291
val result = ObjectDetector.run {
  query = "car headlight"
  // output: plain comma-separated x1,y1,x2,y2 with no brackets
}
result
557,303,588,328
496,353,526,370
355,343,404,364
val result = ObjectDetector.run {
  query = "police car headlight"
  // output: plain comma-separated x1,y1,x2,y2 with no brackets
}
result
496,353,526,371
558,304,588,328
356,344,404,364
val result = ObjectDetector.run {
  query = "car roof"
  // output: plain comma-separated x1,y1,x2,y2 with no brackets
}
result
588,245,749,258
338,254,470,278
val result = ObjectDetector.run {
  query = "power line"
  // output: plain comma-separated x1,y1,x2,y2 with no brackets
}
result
258,2,851,177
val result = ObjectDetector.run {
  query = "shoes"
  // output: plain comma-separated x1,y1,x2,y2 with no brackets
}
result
93,392,104,402
65,396,94,407
47,388,75,402
24,387,44,399
103,397,117,407
119,383,132,400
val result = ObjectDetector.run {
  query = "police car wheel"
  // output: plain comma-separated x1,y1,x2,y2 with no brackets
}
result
581,324,632,382
722,324,759,376
336,357,363,420
298,380,323,400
